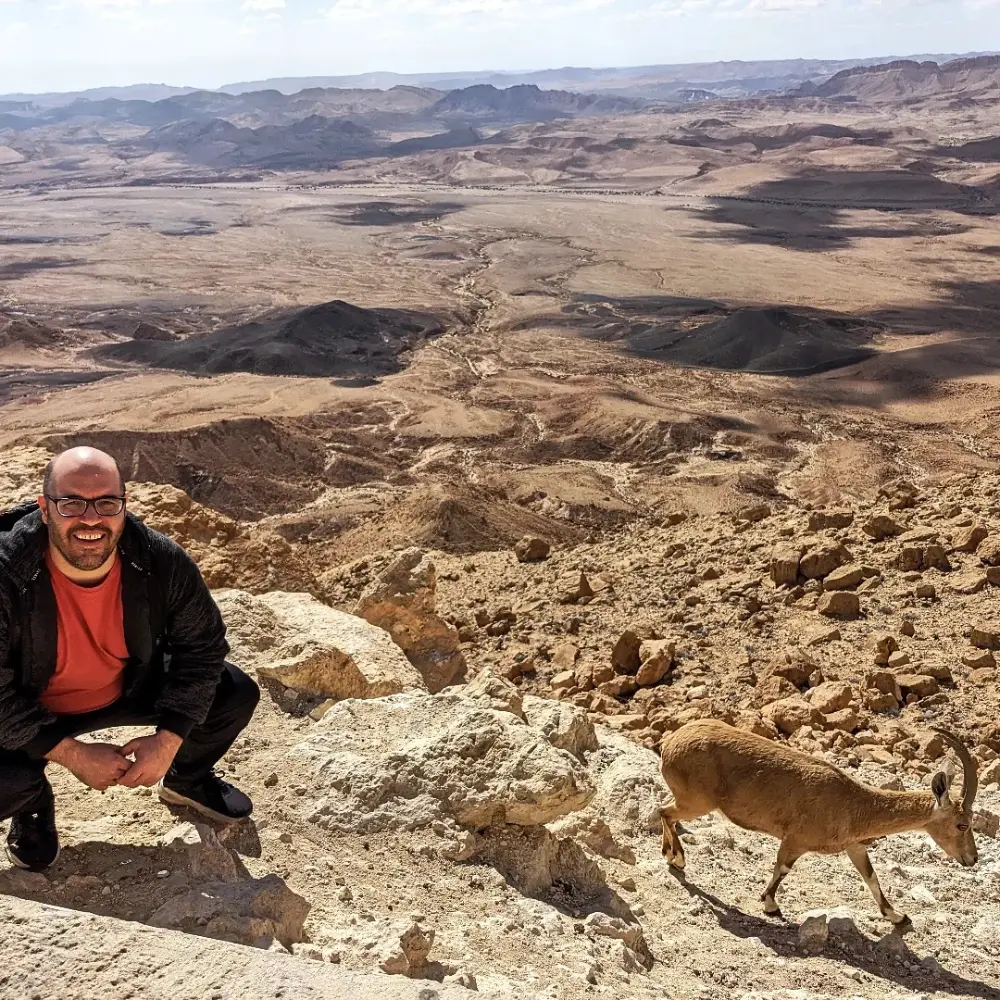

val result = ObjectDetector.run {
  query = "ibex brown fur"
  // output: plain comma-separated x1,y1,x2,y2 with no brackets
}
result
659,719,979,923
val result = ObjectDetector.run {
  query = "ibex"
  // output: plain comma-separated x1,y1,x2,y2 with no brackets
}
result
659,719,979,924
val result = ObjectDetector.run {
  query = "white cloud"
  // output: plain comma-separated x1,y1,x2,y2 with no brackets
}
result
243,0,285,9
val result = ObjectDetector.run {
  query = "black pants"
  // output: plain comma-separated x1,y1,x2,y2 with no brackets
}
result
0,662,259,821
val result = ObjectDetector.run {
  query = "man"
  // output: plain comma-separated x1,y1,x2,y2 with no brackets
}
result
0,446,259,871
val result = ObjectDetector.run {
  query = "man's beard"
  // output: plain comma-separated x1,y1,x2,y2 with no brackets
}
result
49,523,120,571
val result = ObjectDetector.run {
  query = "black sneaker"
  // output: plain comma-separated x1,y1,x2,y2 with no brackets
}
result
5,783,59,871
157,771,253,824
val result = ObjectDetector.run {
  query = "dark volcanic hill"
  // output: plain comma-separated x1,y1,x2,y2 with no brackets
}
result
430,84,643,118
92,300,443,378
628,307,879,375
797,55,1000,102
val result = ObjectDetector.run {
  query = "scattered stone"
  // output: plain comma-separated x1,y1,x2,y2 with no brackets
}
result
635,639,675,687
878,479,919,510
918,732,944,760
969,667,996,685
900,621,916,637
805,626,841,647
808,510,855,531
824,707,860,732
800,543,852,580
887,651,910,669
915,583,937,600
611,631,641,674
807,681,853,715
380,922,435,977
354,548,467,693
978,536,1000,566
770,546,802,587
798,914,829,955
551,642,580,671
762,696,823,735
557,570,594,605
873,634,900,665
895,674,939,698
465,669,524,718
974,809,1000,838
863,515,906,541
515,536,551,563
823,564,863,590
818,591,861,619
963,650,996,670
969,626,1000,651
737,503,771,524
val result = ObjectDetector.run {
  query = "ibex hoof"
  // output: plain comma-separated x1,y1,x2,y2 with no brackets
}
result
887,910,911,928
761,897,781,916
667,854,686,871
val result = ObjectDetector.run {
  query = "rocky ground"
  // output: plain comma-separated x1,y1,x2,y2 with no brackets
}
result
1,450,998,1000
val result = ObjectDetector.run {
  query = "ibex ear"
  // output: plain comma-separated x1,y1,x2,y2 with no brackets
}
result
931,770,952,807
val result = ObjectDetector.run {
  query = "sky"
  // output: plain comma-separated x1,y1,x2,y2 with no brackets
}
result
0,0,996,95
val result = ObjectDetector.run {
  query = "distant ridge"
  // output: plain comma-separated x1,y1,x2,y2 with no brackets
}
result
796,54,1000,102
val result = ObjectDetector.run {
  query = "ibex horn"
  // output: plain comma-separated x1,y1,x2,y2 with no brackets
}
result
932,728,979,811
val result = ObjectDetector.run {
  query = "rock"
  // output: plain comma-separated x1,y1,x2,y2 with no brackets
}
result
918,732,944,760
805,626,841,647
565,728,669,838
550,670,577,693
823,564,863,590
762,696,823,735
949,573,987,595
818,591,861,619
757,675,798,706
354,548,466,693
887,651,910,669
800,543,852,580
824,707,860,732
379,922,435,977
557,570,594,605
895,674,939,698
900,620,916,637
611,631,641,674
979,537,1000,566
161,822,241,883
148,875,309,949
798,914,829,955
522,695,599,757
915,584,937,600
980,760,1000,786
864,690,900,713
923,544,951,572
866,670,902,701
808,510,855,531
735,709,779,739
464,669,524,718
583,912,650,961
953,525,989,553
770,546,802,587
551,642,580,671
807,681,853,715
873,634,899,665
920,662,953,682
974,809,1000,838
547,813,635,863
287,691,594,833
515,536,550,563
862,515,906,541
989,566,1000,586
216,590,424,701
0,896,522,1000
969,626,1000,651
878,479,919,510
963,650,996,670
635,640,675,687
477,824,605,898
969,667,996,685
761,648,818,687
737,503,771,523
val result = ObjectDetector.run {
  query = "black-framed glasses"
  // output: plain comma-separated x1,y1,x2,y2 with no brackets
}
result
44,495,126,518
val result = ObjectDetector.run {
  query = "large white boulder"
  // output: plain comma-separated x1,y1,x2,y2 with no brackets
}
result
215,589,425,700
286,690,594,833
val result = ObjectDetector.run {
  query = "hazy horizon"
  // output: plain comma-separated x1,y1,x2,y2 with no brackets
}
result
0,0,996,96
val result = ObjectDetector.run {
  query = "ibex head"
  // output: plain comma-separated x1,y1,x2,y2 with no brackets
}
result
924,728,979,868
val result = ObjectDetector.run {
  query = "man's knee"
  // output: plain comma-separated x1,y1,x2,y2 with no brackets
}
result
0,759,49,821
221,662,260,724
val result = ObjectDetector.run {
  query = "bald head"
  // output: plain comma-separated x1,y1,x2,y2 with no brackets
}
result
43,447,124,498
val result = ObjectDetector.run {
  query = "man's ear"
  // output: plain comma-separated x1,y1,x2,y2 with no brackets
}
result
931,770,951,807
37,495,48,525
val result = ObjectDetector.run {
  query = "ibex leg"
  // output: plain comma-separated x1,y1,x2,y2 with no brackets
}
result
761,841,801,915
845,843,908,925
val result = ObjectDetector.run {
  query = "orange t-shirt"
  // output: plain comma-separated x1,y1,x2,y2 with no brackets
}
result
40,553,128,715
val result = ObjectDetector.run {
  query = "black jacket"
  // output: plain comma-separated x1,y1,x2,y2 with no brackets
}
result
0,503,230,757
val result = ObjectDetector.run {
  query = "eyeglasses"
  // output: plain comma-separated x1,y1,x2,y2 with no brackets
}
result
44,495,126,518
